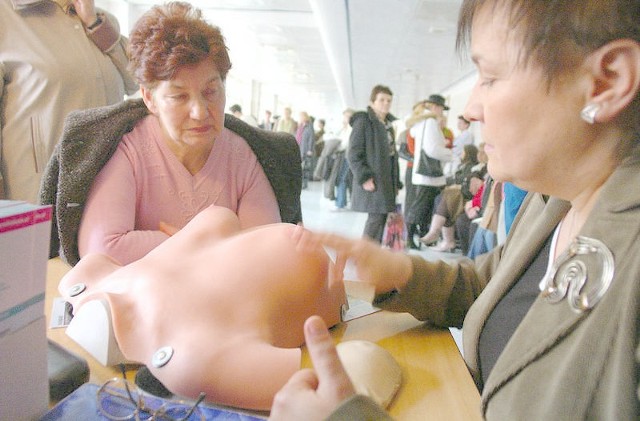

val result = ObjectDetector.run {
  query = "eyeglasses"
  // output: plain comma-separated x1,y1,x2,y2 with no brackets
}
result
97,365,206,421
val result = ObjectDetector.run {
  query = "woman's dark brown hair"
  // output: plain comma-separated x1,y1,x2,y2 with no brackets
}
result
369,84,393,103
128,1,232,87
462,144,479,165
456,0,640,135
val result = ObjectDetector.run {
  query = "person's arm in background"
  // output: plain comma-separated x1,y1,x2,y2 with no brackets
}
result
74,0,138,96
465,182,485,219
78,147,168,265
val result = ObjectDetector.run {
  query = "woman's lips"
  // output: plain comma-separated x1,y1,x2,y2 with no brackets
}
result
189,125,214,134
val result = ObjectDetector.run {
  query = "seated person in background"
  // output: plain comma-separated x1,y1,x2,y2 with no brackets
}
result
466,178,503,259
60,205,347,411
454,144,489,254
455,175,491,255
451,143,479,185
77,2,282,265
418,144,484,251
420,171,485,251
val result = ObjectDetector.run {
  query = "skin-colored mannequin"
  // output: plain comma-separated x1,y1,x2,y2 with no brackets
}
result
59,205,347,411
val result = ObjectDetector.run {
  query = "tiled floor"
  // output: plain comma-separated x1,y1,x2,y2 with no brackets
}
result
299,179,465,354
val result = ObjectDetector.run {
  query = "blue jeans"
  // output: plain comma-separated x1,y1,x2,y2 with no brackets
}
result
467,226,496,259
335,159,349,208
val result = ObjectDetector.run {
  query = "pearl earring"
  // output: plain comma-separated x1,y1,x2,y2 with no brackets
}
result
580,103,600,124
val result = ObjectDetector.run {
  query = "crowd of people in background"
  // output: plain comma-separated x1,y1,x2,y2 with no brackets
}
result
227,103,345,193
184,80,497,256
278,86,500,260
285,85,529,262
239,88,499,260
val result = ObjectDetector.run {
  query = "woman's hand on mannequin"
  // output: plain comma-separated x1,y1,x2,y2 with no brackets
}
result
293,226,413,294
269,316,355,420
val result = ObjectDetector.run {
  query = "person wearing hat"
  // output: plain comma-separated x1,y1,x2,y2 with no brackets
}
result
426,94,455,148
404,94,453,249
425,93,449,110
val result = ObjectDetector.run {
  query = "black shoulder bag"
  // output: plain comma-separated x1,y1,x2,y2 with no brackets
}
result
415,120,443,177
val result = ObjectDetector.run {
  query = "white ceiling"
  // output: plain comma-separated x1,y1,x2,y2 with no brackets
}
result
106,0,475,123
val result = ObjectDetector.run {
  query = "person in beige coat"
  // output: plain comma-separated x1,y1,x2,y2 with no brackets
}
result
269,0,640,419
0,0,138,201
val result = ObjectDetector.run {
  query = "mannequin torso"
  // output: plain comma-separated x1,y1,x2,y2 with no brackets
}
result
60,206,347,410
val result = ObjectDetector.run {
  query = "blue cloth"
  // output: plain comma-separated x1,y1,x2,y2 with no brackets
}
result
503,183,527,234
467,226,497,259
41,383,263,421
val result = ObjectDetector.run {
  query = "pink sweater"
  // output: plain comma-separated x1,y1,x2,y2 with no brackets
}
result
78,115,281,264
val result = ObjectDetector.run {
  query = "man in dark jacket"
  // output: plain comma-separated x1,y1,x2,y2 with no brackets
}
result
347,85,401,242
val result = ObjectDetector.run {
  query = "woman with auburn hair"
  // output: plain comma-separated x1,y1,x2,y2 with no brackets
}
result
76,2,288,265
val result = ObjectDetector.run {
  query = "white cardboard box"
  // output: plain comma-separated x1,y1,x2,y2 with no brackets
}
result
0,317,49,421
0,201,52,420
0,201,52,321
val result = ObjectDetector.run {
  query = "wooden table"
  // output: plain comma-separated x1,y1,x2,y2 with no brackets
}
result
46,257,481,420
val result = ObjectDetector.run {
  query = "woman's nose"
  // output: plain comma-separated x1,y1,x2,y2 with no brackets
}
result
190,98,209,120
463,81,482,123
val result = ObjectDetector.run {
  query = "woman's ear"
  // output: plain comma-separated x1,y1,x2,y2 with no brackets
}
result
585,39,640,123
140,85,157,114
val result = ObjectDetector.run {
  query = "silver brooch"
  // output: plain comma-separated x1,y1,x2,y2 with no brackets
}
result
540,236,614,313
